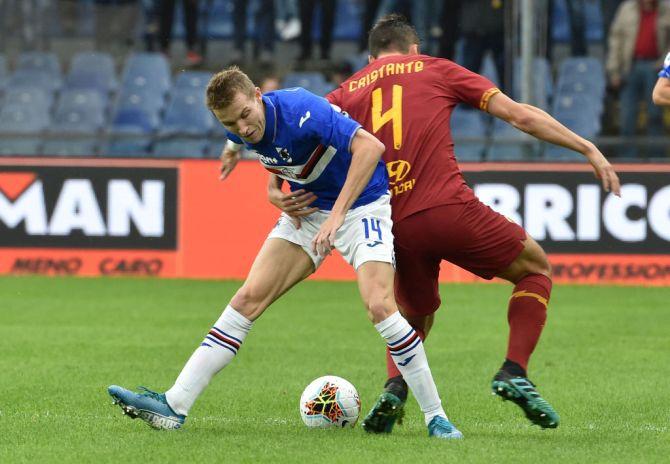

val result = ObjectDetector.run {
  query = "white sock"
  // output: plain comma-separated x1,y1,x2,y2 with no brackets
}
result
165,305,252,416
375,311,446,425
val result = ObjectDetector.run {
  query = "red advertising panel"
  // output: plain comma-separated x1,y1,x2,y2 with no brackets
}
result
0,158,668,285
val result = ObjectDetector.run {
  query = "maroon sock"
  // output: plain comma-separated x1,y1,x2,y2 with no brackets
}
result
506,274,552,372
386,326,425,379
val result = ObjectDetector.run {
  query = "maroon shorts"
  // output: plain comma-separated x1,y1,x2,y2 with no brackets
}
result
393,199,526,317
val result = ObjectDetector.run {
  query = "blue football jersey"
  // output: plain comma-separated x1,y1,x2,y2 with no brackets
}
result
226,88,388,210
659,52,670,78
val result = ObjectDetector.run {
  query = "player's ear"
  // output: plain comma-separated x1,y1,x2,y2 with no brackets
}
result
255,87,262,101
409,44,419,55
368,55,375,64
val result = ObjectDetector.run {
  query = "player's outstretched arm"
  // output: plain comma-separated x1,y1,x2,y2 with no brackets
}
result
311,129,385,256
487,92,621,196
218,141,243,180
653,78,670,106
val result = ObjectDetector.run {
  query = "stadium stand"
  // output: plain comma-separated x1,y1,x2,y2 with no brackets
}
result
121,53,171,98
488,118,539,161
174,71,212,90
153,138,209,158
159,88,213,136
66,52,119,94
0,54,7,91
41,138,98,156
451,106,487,161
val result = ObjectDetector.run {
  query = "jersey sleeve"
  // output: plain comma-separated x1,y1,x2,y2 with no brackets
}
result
296,88,361,153
325,87,342,106
436,60,501,111
659,52,670,78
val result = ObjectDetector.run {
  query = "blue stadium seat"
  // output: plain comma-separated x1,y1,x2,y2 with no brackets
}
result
488,118,539,161
0,54,7,91
555,80,604,115
543,143,584,161
17,51,61,77
41,139,98,156
152,138,208,158
122,53,171,97
557,57,605,94
110,108,160,134
552,93,601,135
160,89,213,136
57,89,107,112
334,0,362,40
2,87,54,112
0,104,50,134
513,57,553,110
66,52,118,94
451,106,487,161
174,71,212,90
7,69,62,93
283,72,328,94
0,138,41,156
115,88,166,114
50,106,106,134
102,137,152,157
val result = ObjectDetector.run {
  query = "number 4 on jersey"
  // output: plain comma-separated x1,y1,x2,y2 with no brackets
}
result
371,85,403,150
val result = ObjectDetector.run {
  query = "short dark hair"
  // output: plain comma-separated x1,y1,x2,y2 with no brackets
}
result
206,66,256,111
368,14,420,58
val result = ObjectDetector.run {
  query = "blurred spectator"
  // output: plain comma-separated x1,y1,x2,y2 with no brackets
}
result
260,74,281,93
159,0,203,66
298,0,337,61
438,0,461,59
601,0,627,38
3,0,51,50
547,0,587,60
359,0,382,53
607,0,670,155
95,1,141,55
373,0,442,49
329,61,353,86
141,0,161,51
459,0,506,91
276,0,301,41
232,0,275,63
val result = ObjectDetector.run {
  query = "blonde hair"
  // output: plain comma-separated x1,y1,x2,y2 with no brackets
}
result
206,66,256,110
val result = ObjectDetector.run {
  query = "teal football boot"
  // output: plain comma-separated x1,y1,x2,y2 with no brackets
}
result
108,385,185,430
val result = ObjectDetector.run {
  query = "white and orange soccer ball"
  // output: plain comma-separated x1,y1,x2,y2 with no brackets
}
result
299,376,361,428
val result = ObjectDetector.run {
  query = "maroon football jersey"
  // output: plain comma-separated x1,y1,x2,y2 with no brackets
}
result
327,54,499,222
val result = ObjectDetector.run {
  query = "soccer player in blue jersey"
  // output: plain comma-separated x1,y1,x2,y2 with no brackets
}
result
108,66,462,439
653,52,670,106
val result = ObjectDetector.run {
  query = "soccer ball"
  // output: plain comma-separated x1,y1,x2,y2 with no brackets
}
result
299,376,361,428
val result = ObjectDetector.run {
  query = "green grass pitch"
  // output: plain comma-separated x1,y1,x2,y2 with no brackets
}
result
1,276,668,463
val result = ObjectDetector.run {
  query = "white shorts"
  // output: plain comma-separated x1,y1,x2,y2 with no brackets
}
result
267,194,395,270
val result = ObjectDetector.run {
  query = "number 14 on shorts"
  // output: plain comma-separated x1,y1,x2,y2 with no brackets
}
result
362,218,383,246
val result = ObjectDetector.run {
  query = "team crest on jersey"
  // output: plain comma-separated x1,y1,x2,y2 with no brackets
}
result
275,147,293,163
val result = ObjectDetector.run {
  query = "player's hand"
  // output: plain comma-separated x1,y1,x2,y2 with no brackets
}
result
268,188,319,229
312,213,344,257
585,147,621,196
219,149,241,180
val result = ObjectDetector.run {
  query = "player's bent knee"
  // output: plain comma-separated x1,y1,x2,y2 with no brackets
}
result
230,286,267,320
365,295,397,324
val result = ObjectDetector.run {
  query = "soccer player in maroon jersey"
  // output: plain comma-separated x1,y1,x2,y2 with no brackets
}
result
268,14,620,432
